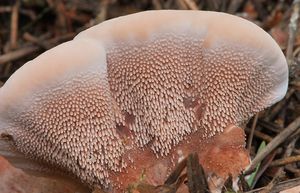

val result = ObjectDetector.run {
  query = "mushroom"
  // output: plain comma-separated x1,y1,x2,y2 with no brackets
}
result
0,10,288,192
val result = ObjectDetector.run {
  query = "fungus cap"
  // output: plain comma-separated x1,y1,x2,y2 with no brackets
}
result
0,10,288,192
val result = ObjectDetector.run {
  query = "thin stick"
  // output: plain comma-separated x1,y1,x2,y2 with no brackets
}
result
176,0,189,9
269,136,299,168
294,148,300,155
246,116,300,173
265,88,295,122
285,165,300,174
245,128,273,142
10,0,20,49
152,0,163,9
227,0,243,14
0,6,36,20
286,0,300,73
289,125,300,140
247,113,259,151
23,32,52,49
0,32,75,65
0,6,11,13
258,119,282,133
0,46,39,65
270,155,300,167
285,136,299,156
244,177,300,193
182,0,198,10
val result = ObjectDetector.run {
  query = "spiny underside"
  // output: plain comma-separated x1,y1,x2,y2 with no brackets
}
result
108,32,272,151
7,30,274,189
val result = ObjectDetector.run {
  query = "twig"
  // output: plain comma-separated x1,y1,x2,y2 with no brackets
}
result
246,116,300,173
182,0,198,10
259,179,278,193
0,32,76,65
260,137,299,192
3,63,12,78
258,119,282,133
227,0,243,14
270,136,299,168
250,0,268,20
0,46,39,65
0,6,11,13
245,128,273,143
164,157,187,185
152,0,163,9
251,150,277,188
294,148,300,155
54,1,68,34
164,0,174,9
285,136,299,156
23,32,52,49
176,0,189,9
186,153,209,193
0,6,36,19
10,0,20,49
88,0,110,27
262,1,284,30
244,177,300,193
270,155,300,167
21,7,52,33
285,165,300,175
265,88,295,122
288,125,300,140
286,0,300,73
247,113,259,151
206,0,220,11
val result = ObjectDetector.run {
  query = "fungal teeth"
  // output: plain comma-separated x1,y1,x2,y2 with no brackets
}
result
0,9,289,193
